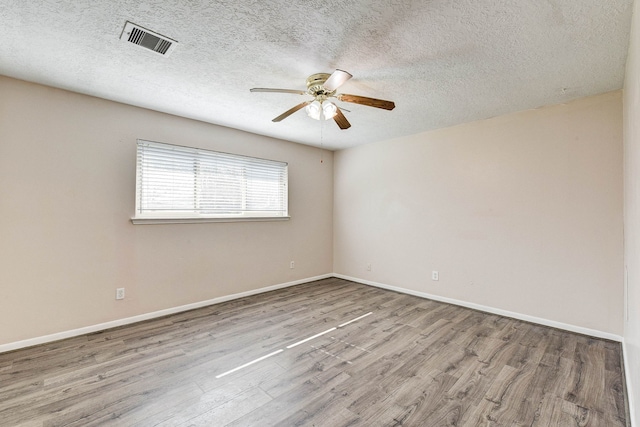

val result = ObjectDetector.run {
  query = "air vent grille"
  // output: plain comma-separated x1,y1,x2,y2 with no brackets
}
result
120,21,177,57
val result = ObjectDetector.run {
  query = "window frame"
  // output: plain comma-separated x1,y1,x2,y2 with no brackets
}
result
132,140,289,224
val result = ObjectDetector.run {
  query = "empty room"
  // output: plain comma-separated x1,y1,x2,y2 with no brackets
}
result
1,1,640,426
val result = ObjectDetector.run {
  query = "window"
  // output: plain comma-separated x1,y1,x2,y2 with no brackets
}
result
133,140,288,223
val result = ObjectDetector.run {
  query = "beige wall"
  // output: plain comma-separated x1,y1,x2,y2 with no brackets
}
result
624,0,640,424
334,91,624,335
0,76,334,345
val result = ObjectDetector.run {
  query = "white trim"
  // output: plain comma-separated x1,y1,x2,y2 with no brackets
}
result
334,273,623,342
0,274,332,354
131,216,290,225
623,340,637,427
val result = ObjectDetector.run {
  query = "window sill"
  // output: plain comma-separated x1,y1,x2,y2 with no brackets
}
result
131,216,291,225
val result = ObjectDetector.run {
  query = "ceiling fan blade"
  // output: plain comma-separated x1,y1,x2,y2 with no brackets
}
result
323,69,352,92
250,88,307,95
333,108,351,130
337,94,395,110
272,101,311,122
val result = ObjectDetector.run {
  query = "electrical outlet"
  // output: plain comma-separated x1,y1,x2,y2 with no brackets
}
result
116,288,125,300
432,271,439,281
290,261,295,269
367,263,371,271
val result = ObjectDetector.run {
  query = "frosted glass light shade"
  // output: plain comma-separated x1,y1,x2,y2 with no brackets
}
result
306,100,338,120
305,101,322,120
322,102,337,120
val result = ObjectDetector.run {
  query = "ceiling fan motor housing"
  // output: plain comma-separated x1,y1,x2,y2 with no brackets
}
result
306,73,334,98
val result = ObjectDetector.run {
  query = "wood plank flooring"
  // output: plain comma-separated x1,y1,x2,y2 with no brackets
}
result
0,278,629,426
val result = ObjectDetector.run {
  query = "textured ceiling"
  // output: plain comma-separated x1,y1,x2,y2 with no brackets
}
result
0,0,634,150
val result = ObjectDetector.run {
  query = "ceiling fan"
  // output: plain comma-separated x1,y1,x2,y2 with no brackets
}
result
250,69,395,130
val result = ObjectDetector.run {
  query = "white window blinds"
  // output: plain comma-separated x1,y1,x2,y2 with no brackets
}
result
135,140,288,220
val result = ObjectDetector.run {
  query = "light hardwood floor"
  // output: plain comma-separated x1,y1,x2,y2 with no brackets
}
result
0,278,629,426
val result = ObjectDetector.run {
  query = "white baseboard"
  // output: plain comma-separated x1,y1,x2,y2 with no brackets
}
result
334,273,623,342
623,341,637,427
0,273,332,354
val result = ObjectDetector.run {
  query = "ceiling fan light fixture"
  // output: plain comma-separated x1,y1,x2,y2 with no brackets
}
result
322,101,337,120
305,100,322,120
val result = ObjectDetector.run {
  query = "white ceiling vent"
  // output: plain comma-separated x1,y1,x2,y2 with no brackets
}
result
120,21,177,57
